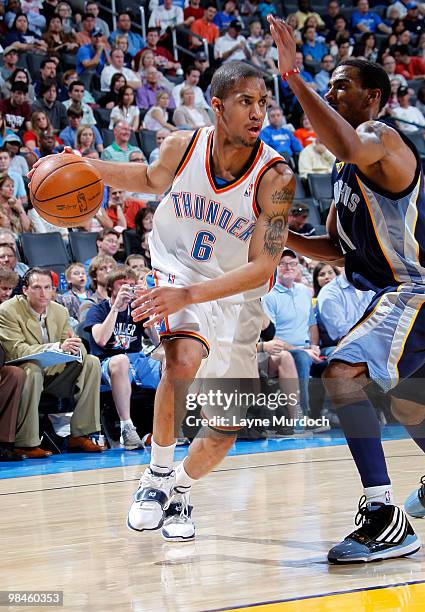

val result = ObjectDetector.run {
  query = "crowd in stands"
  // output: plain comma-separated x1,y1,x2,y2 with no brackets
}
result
0,0,424,461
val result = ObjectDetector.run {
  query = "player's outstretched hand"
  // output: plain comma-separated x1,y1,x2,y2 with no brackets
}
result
267,15,297,76
131,286,190,327
27,146,77,181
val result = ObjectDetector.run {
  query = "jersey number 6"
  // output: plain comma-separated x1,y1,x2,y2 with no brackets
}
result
191,230,216,261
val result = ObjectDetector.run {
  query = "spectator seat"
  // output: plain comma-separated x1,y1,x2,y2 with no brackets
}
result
68,231,99,263
20,232,70,275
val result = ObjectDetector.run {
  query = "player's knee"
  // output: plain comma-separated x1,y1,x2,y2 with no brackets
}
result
322,362,356,398
206,426,238,445
108,354,130,376
165,354,200,380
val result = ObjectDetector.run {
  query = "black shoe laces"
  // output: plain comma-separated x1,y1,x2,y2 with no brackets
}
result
349,495,386,542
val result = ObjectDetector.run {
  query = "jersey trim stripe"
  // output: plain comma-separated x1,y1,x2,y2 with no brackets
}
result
175,129,202,178
389,296,425,382
356,175,403,283
159,330,210,355
205,130,265,194
252,157,287,218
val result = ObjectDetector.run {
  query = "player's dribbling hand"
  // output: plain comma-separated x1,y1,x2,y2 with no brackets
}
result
267,15,297,75
27,146,77,181
131,286,190,327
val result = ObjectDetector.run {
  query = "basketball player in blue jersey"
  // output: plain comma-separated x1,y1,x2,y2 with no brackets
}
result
268,15,425,564
31,63,294,541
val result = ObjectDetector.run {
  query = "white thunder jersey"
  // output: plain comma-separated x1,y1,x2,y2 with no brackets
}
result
149,126,285,304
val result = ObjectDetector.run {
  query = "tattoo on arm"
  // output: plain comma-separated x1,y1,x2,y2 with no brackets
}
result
263,212,287,258
271,187,294,205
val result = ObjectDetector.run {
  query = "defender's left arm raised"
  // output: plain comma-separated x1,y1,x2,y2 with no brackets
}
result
132,163,295,325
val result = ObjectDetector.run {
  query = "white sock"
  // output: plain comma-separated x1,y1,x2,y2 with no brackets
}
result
120,419,133,432
174,459,197,493
150,438,176,474
364,485,394,505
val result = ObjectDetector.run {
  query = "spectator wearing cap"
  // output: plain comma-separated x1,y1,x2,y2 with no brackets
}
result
191,4,219,49
3,133,28,177
109,12,145,57
351,0,391,34
100,48,141,92
288,204,316,237
148,0,184,36
263,248,321,418
184,0,204,27
0,81,31,132
192,58,211,97
33,128,63,157
76,26,109,77
32,81,67,132
260,107,303,160
394,43,425,80
214,20,252,64
298,138,335,178
0,47,19,81
404,3,425,35
390,86,425,132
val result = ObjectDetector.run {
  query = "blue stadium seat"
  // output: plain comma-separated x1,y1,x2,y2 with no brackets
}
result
20,232,70,275
68,231,98,263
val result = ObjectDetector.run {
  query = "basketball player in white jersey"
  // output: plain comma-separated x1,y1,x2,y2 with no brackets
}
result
30,62,295,541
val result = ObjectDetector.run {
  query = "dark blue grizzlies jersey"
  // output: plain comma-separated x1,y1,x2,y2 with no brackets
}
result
332,132,425,292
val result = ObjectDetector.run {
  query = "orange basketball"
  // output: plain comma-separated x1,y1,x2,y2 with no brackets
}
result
30,154,104,228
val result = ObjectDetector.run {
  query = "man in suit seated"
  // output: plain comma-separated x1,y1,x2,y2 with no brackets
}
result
0,268,104,458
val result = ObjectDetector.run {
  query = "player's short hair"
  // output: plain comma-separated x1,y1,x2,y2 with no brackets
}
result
338,58,391,110
106,266,138,296
211,61,263,100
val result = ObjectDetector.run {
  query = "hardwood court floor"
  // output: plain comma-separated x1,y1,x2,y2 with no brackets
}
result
1,439,425,611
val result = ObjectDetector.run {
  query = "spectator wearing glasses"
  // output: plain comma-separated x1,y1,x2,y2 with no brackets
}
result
382,55,408,87
263,249,322,418
288,204,316,237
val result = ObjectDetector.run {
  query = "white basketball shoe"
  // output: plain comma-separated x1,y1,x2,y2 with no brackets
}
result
127,467,176,532
161,488,195,542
